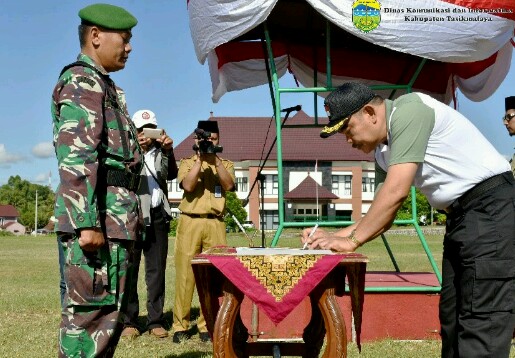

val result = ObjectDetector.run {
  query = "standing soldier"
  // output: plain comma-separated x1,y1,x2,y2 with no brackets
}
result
51,4,142,357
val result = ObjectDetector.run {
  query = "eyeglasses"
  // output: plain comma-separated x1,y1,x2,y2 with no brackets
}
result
503,113,515,122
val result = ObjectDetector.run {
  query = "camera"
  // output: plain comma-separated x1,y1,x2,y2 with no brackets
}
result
192,128,223,154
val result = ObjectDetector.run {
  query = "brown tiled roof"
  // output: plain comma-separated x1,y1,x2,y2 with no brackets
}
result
0,205,19,217
285,175,338,200
173,111,374,162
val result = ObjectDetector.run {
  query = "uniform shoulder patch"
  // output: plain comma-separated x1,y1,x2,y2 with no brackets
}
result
76,76,96,88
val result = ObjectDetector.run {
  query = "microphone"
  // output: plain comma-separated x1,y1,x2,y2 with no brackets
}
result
280,105,302,113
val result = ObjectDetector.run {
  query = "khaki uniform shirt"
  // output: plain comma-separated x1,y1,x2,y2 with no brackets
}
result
177,155,235,216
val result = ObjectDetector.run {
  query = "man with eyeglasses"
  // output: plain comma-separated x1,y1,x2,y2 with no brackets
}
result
304,82,514,358
504,96,515,176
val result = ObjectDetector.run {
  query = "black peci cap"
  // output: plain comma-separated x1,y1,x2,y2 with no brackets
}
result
197,120,219,133
505,96,515,111
320,82,376,138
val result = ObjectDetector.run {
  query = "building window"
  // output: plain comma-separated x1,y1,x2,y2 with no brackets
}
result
175,180,182,192
236,177,248,192
362,177,375,193
335,210,352,221
332,175,352,196
167,180,178,193
262,210,279,230
264,174,278,195
291,204,321,222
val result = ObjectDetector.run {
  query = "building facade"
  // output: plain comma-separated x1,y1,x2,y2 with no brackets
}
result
168,111,375,230
0,204,26,235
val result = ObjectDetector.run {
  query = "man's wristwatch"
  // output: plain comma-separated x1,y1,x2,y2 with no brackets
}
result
347,229,362,247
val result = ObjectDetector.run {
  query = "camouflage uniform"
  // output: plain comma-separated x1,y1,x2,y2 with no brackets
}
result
52,53,142,358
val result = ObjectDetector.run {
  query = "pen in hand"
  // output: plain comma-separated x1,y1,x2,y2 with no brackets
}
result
302,224,319,250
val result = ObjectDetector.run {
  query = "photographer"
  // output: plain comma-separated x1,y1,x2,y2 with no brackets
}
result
121,109,178,339
172,120,235,343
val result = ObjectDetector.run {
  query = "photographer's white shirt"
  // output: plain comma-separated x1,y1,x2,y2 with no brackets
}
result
144,147,161,209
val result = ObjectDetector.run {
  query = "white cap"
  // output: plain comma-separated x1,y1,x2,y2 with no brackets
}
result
132,109,157,128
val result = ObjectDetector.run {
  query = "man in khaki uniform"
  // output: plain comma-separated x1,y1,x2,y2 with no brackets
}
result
172,120,235,343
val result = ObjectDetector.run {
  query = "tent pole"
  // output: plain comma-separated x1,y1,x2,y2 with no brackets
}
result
261,24,276,114
263,23,286,245
325,20,332,89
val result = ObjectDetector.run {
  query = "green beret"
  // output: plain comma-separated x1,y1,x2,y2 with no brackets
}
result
78,3,137,30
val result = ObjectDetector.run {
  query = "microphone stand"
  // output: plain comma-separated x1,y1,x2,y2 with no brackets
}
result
225,207,253,247
247,106,297,343
244,108,298,248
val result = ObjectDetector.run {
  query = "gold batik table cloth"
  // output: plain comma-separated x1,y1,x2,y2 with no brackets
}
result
192,246,368,355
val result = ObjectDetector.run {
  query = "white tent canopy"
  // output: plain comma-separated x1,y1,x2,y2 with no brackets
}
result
187,0,515,103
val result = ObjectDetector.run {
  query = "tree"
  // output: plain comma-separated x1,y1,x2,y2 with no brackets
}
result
0,175,55,230
395,187,445,225
224,191,247,231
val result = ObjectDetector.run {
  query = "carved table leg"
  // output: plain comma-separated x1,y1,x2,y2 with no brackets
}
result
318,286,346,357
213,280,246,358
305,275,347,358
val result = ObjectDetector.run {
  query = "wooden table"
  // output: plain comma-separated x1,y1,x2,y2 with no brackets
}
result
192,248,368,357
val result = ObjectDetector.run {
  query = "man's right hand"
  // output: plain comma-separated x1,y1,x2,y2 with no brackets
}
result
79,228,105,252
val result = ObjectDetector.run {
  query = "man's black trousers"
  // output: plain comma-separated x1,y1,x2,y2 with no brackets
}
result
124,205,170,330
440,172,515,358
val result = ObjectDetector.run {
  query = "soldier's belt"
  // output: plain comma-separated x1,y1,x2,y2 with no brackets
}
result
105,169,140,192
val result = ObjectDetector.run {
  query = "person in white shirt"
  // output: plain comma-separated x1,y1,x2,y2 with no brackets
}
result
304,82,515,358
121,109,178,339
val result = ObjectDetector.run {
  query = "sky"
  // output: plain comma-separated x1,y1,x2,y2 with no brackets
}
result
0,1,513,190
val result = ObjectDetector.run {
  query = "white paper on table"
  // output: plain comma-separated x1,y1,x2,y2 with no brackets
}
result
235,247,334,256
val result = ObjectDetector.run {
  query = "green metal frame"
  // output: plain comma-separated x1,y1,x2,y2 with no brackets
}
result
260,21,442,292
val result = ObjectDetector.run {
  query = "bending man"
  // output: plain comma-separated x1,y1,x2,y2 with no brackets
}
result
303,82,515,358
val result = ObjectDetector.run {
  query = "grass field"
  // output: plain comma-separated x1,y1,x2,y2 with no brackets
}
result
0,230,512,357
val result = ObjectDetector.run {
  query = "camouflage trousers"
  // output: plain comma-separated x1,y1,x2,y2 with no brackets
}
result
58,235,135,358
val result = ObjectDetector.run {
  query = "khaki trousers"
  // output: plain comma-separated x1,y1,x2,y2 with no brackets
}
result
173,214,226,333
